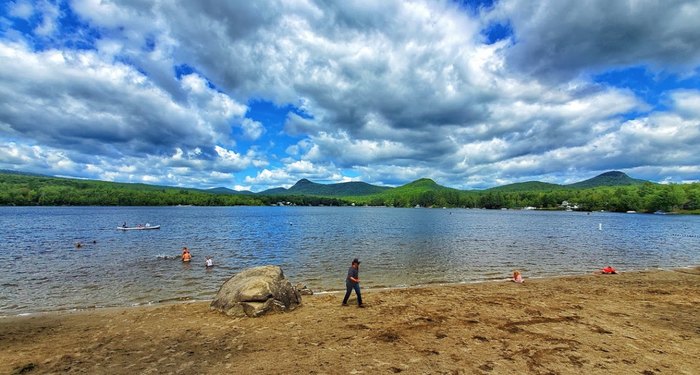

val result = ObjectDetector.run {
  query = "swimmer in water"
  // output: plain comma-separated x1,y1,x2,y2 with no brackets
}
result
181,247,192,262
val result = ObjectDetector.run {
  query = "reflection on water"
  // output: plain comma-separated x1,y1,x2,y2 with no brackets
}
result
1,206,698,314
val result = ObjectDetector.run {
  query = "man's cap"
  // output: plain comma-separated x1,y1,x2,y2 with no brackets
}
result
352,258,361,264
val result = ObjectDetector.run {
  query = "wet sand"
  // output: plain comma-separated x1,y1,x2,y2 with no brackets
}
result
1,268,698,374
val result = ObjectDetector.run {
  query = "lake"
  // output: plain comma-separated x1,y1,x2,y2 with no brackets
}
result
1,206,698,315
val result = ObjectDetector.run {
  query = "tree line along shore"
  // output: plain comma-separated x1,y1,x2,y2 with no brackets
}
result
1,171,699,214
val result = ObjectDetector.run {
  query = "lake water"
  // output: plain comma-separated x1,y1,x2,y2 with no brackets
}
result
1,206,698,315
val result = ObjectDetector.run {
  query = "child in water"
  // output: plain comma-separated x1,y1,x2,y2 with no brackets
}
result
205,256,213,268
512,271,524,283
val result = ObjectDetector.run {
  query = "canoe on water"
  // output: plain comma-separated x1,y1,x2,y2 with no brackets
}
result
117,225,160,230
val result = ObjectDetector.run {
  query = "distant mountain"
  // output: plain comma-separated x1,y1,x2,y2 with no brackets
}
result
487,171,650,192
566,171,648,189
258,178,391,196
0,169,46,177
488,181,562,192
206,187,254,195
1,169,652,202
258,187,289,195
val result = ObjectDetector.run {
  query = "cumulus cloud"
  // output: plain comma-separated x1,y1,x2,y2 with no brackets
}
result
0,40,263,189
1,0,699,190
450,90,700,187
671,90,700,118
240,118,265,140
491,0,700,80
244,159,346,191
0,41,240,154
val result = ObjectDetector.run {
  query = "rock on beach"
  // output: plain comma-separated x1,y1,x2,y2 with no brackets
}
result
210,265,301,317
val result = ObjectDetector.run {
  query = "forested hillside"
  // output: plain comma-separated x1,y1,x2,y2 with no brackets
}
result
351,182,699,213
1,172,698,213
0,173,343,207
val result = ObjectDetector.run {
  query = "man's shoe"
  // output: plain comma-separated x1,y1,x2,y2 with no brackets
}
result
358,304,365,308
341,303,348,306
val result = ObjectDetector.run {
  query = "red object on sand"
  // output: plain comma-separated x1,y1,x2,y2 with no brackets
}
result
601,266,617,274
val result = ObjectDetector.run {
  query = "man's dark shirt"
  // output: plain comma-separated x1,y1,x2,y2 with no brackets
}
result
347,266,358,284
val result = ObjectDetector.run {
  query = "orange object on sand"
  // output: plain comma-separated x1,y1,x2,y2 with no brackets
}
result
601,266,617,274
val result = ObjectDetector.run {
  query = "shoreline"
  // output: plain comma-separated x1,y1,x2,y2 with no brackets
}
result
2,265,698,318
1,267,699,374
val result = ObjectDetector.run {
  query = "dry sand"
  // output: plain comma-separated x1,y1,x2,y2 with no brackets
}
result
1,268,698,375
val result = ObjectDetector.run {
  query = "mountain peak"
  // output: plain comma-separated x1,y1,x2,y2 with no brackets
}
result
567,170,646,188
293,178,314,186
407,178,438,186
597,171,627,178
391,178,453,194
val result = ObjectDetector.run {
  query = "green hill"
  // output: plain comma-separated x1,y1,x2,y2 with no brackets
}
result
347,178,466,207
486,171,648,191
488,181,562,192
258,187,288,195
386,178,455,194
566,171,648,189
0,172,264,206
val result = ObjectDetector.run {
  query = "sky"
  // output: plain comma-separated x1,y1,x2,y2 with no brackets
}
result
1,0,699,192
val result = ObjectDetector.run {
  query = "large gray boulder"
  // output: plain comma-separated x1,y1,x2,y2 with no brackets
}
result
210,265,302,317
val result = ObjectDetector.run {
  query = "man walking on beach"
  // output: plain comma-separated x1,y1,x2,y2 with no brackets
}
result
342,258,364,307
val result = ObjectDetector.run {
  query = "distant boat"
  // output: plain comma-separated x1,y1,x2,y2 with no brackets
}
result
626,211,637,214
117,224,160,230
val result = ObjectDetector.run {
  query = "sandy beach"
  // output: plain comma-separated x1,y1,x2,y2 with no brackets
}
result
1,268,698,375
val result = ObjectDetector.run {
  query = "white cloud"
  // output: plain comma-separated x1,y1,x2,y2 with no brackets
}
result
33,1,60,36
244,168,293,189
243,159,351,191
670,89,700,118
302,131,414,167
213,146,254,172
0,142,76,174
0,40,248,158
240,118,265,140
8,1,33,19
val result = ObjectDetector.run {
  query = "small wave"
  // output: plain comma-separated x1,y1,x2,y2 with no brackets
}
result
158,296,195,304
155,254,180,260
